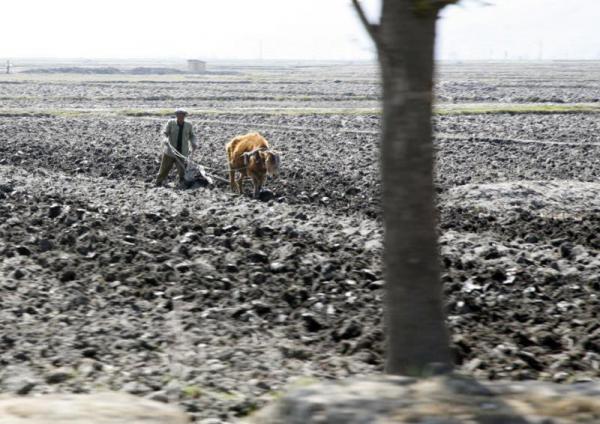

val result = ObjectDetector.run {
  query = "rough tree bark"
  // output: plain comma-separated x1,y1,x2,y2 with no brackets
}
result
353,0,456,376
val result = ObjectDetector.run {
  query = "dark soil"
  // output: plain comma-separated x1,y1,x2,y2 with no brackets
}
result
1,63,600,422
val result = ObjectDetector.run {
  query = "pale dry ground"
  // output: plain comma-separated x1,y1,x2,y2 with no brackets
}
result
247,375,600,424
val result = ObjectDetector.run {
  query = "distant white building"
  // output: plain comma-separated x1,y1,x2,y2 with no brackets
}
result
187,59,206,73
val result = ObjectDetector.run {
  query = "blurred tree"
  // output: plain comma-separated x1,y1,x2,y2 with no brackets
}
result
352,0,458,376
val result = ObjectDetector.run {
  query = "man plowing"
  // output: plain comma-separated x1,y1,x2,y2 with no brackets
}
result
155,108,198,187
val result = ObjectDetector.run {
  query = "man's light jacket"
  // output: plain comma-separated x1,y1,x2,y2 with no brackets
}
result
163,120,197,157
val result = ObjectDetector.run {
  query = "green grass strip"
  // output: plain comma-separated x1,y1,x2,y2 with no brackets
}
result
2,103,600,118
435,103,600,115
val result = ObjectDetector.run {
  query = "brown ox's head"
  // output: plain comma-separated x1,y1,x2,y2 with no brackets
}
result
263,150,280,178
243,149,280,177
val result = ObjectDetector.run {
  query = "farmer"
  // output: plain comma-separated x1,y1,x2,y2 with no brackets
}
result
155,108,198,186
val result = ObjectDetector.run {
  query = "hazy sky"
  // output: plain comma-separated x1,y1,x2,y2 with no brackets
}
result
0,0,598,61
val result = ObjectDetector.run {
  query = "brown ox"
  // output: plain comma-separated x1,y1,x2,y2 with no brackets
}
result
226,132,280,197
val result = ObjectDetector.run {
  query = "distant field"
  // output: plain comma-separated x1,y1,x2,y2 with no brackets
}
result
3,60,600,114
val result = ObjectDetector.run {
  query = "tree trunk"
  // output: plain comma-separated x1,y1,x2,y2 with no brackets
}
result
378,0,452,375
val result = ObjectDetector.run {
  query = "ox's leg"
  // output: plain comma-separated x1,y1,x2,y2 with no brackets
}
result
252,175,264,198
237,174,245,194
229,167,237,192
259,175,266,196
